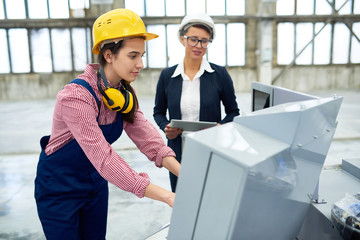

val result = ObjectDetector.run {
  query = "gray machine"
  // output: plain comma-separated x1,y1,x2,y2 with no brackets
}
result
145,83,357,240
166,95,343,239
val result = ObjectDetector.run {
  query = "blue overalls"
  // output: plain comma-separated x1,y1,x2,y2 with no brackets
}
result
34,79,123,240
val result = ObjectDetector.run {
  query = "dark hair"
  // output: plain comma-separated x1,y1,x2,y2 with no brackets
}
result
181,23,213,40
97,40,139,123
98,40,124,66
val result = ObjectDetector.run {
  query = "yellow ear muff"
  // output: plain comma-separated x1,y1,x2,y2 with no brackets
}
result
97,68,134,113
102,88,125,111
120,89,133,114
102,87,134,113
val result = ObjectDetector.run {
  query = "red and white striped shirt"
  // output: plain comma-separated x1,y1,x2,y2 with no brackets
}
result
45,64,175,198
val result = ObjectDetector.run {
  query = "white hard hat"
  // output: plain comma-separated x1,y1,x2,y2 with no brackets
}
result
178,12,215,43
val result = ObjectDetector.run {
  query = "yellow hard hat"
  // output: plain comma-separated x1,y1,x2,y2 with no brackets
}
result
92,8,158,55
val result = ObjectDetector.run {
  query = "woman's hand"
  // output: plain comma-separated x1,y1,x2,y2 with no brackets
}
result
144,183,176,207
164,124,183,140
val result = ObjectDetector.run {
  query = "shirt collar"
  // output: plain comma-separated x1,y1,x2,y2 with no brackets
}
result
171,58,214,78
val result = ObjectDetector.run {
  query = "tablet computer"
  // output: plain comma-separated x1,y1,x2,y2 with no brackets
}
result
170,119,217,132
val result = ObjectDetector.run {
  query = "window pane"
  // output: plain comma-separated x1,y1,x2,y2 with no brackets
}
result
86,28,92,64
277,23,294,64
49,0,69,18
296,23,313,65
31,28,52,72
350,23,360,63
70,0,88,18
147,25,166,68
227,23,245,66
296,0,314,15
314,23,331,64
9,29,30,73
0,30,10,73
336,0,352,14
355,0,360,14
70,0,89,9
0,0,5,19
315,0,332,15
208,24,226,66
5,0,26,19
166,0,185,16
167,24,184,67
186,0,206,15
333,23,350,64
28,0,48,18
146,0,165,16
125,0,145,16
207,0,225,16
72,28,88,71
51,29,72,71
227,0,245,15
276,0,294,15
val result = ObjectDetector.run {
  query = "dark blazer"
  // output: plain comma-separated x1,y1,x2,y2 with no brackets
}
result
153,62,240,164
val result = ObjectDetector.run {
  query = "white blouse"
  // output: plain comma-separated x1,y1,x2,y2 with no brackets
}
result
171,58,214,121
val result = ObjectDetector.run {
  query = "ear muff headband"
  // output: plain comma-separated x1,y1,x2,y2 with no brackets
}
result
97,72,114,106
97,68,134,113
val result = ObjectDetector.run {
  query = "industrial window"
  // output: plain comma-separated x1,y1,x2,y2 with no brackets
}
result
0,0,92,74
0,0,245,74
1,0,358,74
276,0,360,65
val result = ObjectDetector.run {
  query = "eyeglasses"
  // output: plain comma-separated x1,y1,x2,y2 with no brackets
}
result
183,36,212,48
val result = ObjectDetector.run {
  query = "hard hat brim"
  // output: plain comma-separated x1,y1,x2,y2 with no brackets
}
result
92,32,159,55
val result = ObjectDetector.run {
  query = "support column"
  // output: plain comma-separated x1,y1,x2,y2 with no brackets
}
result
245,0,259,70
257,0,276,85
89,0,125,17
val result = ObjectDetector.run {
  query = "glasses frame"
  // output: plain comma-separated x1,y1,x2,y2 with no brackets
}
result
183,35,212,48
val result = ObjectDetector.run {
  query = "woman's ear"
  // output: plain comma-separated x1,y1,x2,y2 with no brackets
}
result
103,49,113,63
180,36,185,46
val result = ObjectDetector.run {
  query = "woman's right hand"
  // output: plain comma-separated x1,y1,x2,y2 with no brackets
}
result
164,124,183,140
144,183,176,207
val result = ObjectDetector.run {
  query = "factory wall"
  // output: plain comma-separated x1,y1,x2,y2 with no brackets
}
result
0,65,359,101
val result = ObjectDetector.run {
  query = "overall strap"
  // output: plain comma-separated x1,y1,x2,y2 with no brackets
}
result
69,79,101,120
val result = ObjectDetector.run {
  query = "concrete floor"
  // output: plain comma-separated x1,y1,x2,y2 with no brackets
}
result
0,90,359,240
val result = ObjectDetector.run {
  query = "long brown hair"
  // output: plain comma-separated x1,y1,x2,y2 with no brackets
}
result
97,39,142,123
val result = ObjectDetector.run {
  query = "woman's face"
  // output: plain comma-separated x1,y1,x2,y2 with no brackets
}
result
181,26,210,61
110,38,145,83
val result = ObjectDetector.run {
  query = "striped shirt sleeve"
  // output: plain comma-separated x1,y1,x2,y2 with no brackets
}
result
124,108,176,168
52,84,157,198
